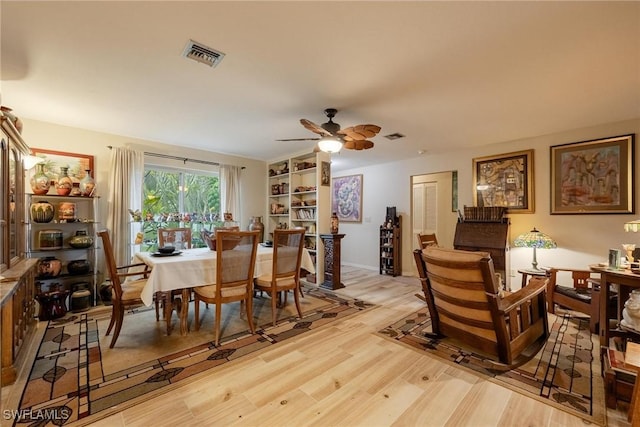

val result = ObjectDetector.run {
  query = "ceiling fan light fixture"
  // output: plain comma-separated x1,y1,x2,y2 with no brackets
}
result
317,137,343,153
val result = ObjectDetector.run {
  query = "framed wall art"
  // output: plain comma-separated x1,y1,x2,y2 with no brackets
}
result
332,174,363,222
31,148,94,181
321,161,331,186
472,149,534,213
550,134,635,214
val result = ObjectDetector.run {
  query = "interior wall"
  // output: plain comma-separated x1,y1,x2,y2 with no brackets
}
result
18,119,267,232
335,117,640,281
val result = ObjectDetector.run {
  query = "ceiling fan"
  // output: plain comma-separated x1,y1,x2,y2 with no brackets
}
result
277,108,381,153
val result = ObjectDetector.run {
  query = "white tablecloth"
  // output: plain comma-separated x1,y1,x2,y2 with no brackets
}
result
134,246,315,306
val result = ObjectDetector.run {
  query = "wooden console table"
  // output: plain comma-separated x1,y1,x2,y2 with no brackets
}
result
320,233,345,290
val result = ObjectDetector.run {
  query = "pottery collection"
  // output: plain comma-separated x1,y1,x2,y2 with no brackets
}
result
39,230,63,250
56,167,73,196
58,202,76,221
30,163,50,195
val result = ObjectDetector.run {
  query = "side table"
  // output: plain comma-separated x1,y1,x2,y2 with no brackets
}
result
518,268,548,289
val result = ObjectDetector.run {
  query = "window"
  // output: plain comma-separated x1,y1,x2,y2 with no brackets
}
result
141,166,220,249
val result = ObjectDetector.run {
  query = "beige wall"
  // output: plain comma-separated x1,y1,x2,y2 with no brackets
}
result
336,117,640,283
19,119,267,232
20,116,640,284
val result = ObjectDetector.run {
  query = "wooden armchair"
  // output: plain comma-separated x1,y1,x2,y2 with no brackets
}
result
546,268,603,333
413,247,549,369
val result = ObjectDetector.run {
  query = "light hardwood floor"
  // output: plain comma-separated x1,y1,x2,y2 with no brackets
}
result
2,267,631,426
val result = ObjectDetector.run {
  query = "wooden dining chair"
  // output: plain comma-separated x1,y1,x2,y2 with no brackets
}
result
157,227,192,250
417,233,438,249
98,230,149,348
254,228,306,327
193,230,260,345
154,227,193,321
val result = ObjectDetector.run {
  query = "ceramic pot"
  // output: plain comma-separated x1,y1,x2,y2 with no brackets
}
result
39,230,63,250
37,256,62,278
56,166,73,196
30,200,55,223
68,230,94,248
36,291,69,320
80,169,96,197
30,163,50,195
331,212,339,234
248,216,264,242
58,202,76,221
67,259,91,275
99,280,113,305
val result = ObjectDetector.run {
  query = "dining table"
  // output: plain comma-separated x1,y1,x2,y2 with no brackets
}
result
132,245,316,335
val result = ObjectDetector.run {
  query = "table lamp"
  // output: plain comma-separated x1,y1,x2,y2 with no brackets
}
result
513,227,557,271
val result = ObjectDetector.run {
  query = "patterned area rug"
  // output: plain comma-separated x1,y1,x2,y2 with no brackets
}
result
378,307,606,426
13,288,373,426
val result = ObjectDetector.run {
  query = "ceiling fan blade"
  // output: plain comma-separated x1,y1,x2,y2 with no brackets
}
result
338,124,381,140
343,140,374,150
300,119,333,137
276,137,320,142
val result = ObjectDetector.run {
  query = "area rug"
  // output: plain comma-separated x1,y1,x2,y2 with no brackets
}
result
12,288,373,426
377,307,606,426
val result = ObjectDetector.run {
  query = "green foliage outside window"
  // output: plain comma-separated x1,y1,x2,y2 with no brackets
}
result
141,168,221,250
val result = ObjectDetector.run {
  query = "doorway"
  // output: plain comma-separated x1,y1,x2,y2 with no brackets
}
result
411,171,458,251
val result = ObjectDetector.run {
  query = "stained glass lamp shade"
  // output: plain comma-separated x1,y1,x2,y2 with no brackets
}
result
513,227,557,270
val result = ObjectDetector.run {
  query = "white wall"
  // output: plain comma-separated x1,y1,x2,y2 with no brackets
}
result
19,119,267,231
336,118,640,284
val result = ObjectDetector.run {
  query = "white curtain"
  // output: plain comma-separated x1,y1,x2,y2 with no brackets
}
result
219,164,242,223
107,147,144,265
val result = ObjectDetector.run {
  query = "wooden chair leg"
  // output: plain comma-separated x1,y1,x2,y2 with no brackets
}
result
293,285,303,319
246,296,255,334
271,289,278,327
194,297,201,331
215,302,222,346
106,306,116,336
109,306,125,348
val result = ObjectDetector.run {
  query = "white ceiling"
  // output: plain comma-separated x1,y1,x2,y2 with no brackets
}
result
1,1,639,171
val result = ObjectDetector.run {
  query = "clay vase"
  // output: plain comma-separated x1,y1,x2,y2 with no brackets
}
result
248,216,265,242
30,200,55,223
80,169,96,196
56,166,73,196
37,256,62,278
30,163,51,195
68,230,94,248
331,212,339,234
67,259,91,275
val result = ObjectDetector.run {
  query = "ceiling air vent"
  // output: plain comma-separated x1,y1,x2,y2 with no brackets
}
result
384,132,405,140
182,40,225,68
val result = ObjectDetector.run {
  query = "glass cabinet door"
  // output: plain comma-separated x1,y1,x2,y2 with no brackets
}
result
0,137,6,271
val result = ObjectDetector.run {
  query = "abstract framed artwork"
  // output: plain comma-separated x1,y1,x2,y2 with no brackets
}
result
332,174,363,222
550,134,635,214
472,149,534,213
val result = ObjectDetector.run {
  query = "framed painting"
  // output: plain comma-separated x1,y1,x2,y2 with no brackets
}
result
31,148,94,181
332,174,363,222
472,149,534,213
321,161,331,186
550,134,634,214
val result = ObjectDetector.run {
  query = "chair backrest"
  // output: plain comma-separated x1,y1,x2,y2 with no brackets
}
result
158,227,192,249
98,230,124,301
215,230,259,298
417,233,438,249
272,228,306,281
